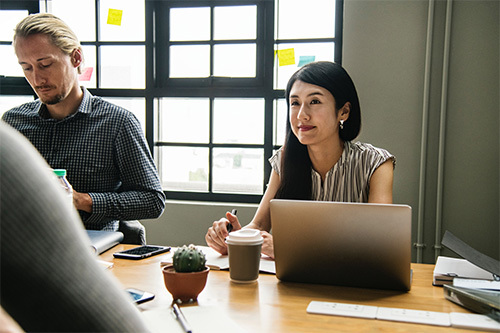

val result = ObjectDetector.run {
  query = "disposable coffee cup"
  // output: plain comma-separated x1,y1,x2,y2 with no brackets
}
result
226,229,263,283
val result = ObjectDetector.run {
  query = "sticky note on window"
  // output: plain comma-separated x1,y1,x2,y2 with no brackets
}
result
278,48,295,66
79,67,93,81
298,56,315,67
107,8,123,26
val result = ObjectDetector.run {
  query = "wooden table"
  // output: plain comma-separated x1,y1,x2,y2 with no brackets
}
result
100,244,472,332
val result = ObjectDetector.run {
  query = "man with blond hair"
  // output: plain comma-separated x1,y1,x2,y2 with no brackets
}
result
2,13,166,232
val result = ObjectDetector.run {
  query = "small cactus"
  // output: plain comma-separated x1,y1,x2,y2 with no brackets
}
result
172,244,207,273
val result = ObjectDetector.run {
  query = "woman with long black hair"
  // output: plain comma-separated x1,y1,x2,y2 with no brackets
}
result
206,61,395,259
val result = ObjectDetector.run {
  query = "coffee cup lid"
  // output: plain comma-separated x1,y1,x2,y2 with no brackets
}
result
226,229,263,245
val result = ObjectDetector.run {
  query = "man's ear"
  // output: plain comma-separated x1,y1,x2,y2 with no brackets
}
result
339,102,351,121
71,49,83,71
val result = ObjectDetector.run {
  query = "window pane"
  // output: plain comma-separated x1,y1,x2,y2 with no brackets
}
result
213,98,264,144
100,45,145,88
213,44,256,78
0,45,23,77
214,5,256,40
79,45,96,89
275,0,335,39
169,45,210,78
158,98,209,143
103,97,146,134
213,148,264,194
50,0,96,42
0,95,35,118
170,7,210,41
274,42,335,89
274,99,287,146
0,10,27,41
99,0,145,41
158,146,209,192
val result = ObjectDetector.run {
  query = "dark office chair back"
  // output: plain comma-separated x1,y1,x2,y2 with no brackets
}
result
119,220,146,245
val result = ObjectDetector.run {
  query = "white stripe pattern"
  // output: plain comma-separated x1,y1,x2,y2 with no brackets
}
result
270,141,395,202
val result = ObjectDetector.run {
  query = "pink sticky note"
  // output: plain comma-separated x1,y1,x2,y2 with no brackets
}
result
79,67,93,81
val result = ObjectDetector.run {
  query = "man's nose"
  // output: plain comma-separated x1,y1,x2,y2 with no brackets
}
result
32,68,46,86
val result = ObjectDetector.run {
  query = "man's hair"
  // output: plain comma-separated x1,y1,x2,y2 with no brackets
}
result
14,13,83,74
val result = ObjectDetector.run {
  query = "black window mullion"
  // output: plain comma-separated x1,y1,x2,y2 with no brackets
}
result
262,0,276,190
94,0,101,89
335,0,344,65
209,5,215,77
208,97,214,193
0,0,38,13
145,0,155,150
208,0,216,168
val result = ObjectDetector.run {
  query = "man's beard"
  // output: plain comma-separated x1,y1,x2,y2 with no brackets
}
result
35,85,65,105
42,94,65,105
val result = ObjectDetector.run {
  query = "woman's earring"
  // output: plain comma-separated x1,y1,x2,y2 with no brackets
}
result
340,119,344,130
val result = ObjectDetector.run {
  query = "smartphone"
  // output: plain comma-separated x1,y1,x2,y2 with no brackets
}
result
125,288,155,304
113,245,170,260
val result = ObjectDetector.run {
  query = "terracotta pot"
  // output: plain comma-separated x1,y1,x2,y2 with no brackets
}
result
162,265,210,302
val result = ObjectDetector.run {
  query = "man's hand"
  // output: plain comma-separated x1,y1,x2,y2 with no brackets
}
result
73,190,92,213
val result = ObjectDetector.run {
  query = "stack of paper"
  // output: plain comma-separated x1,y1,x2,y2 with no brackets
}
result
433,256,494,286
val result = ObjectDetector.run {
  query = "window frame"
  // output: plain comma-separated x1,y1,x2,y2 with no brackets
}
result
0,0,344,204
153,0,343,203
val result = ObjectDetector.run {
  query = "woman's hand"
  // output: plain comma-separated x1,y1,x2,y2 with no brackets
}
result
260,231,275,259
205,211,241,255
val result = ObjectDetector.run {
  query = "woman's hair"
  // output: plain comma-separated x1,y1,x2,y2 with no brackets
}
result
275,61,361,200
13,13,83,74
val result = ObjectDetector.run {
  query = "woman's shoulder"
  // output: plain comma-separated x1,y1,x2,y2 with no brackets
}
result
346,141,395,166
269,147,283,170
348,141,391,156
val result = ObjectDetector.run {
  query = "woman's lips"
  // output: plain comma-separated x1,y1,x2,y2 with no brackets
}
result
299,125,315,131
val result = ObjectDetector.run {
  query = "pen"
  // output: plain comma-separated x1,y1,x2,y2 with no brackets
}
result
172,303,192,333
227,209,237,233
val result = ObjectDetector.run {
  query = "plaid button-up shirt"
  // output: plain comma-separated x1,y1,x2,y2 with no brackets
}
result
2,87,165,230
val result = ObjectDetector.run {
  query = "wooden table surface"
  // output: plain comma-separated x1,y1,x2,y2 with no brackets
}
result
100,244,473,332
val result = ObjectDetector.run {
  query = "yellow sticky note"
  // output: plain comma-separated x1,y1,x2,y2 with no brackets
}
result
278,48,295,66
107,8,123,26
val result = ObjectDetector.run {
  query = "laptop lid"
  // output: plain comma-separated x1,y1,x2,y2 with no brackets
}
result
270,199,412,291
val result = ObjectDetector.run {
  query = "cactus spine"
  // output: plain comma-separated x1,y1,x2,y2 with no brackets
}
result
172,244,207,272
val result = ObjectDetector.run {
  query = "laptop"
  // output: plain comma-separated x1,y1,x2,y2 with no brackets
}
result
270,199,412,291
444,284,500,321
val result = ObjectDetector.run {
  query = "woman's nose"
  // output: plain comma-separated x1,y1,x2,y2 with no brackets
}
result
297,105,310,120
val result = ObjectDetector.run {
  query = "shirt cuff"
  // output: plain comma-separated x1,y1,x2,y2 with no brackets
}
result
88,192,106,214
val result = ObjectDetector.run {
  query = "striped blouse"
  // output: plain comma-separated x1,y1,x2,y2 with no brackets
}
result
269,141,395,203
